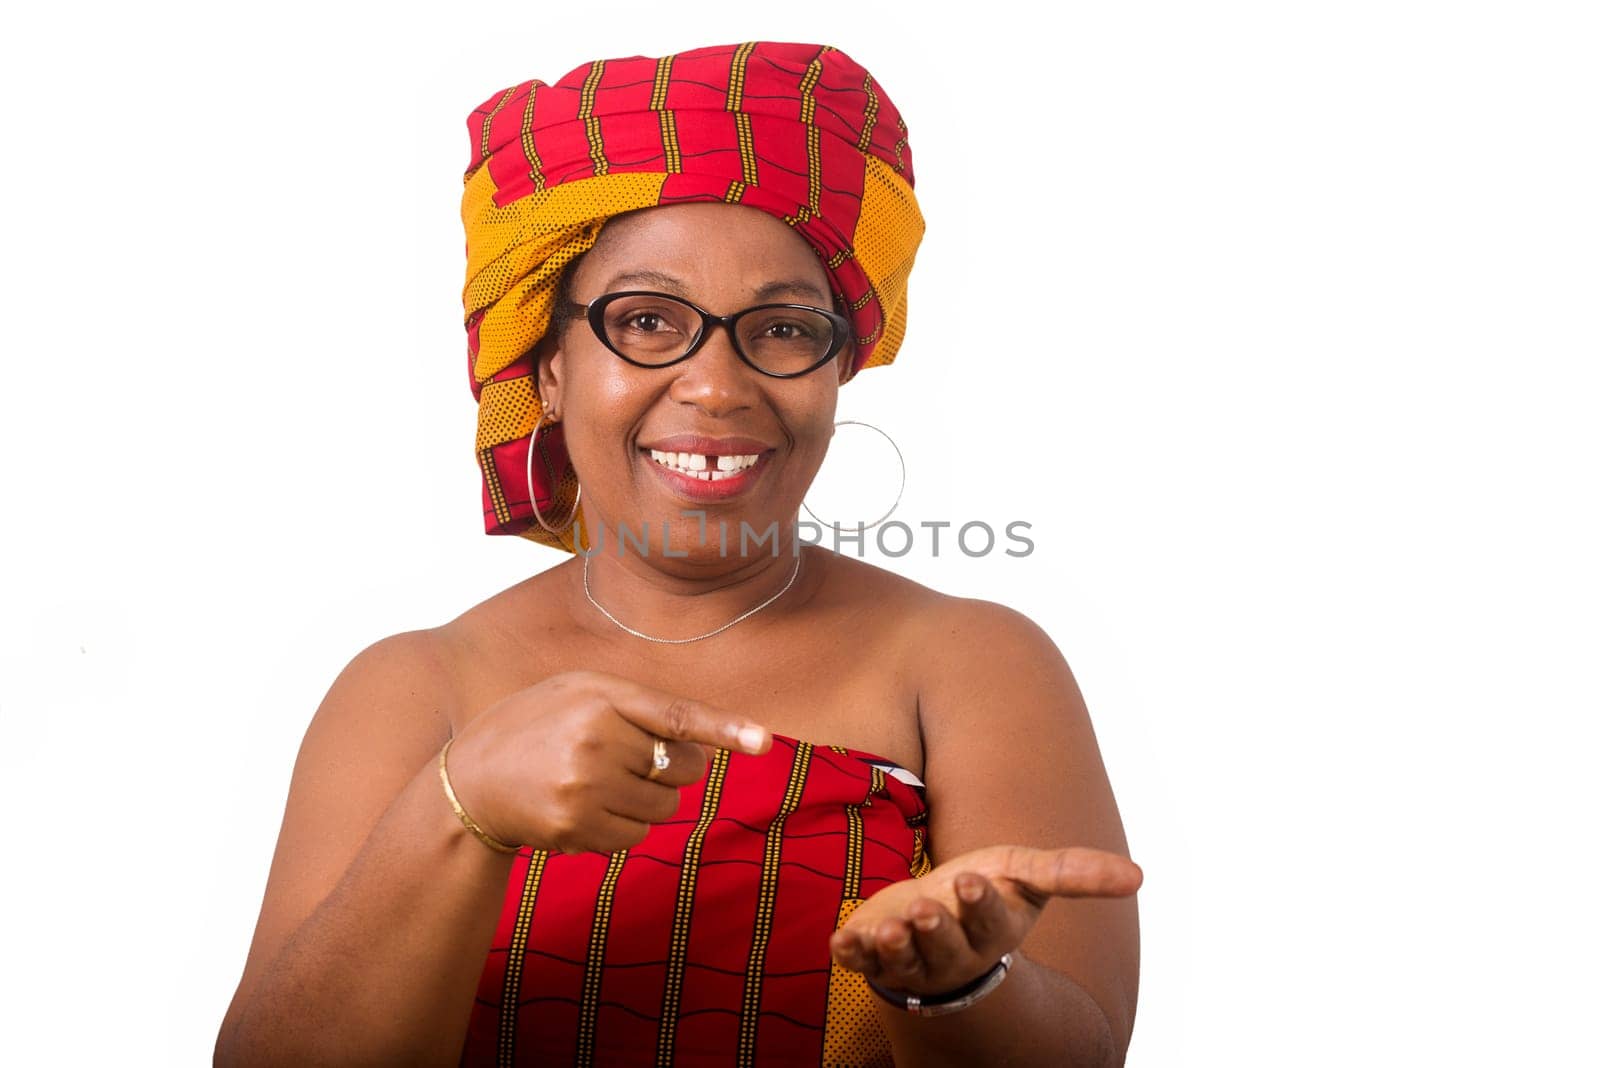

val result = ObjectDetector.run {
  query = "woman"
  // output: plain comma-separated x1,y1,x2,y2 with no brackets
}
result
217,41,1142,1066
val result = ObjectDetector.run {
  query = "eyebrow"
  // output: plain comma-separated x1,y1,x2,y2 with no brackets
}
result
602,269,831,305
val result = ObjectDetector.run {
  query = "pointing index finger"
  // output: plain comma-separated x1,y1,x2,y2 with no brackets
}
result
1005,846,1144,900
607,679,770,755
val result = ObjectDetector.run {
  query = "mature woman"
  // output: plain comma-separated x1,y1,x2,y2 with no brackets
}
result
217,41,1142,1067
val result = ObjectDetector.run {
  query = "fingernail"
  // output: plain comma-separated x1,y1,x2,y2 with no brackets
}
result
738,726,766,752
959,878,983,903
914,913,939,932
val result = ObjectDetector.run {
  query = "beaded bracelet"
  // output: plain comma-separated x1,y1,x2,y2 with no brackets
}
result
438,737,520,855
866,952,1015,1016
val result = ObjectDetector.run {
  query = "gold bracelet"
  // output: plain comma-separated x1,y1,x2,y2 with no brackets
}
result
438,737,520,855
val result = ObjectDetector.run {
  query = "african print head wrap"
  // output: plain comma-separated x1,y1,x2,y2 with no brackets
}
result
461,41,924,551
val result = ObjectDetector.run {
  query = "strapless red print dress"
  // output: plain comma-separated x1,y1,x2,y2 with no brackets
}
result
459,733,932,1067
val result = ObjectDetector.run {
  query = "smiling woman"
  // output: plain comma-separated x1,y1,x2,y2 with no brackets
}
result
214,40,1142,1067
545,204,847,556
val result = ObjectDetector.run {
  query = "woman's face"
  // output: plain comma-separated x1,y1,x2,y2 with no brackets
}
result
538,203,851,566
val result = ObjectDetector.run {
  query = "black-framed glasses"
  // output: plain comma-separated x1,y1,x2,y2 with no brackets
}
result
563,291,851,379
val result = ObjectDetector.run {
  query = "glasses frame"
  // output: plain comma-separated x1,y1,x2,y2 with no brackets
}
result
564,290,852,379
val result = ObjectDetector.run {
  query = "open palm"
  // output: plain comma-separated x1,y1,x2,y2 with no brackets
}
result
828,844,1142,996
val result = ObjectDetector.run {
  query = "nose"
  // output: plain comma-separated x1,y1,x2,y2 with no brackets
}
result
667,319,760,416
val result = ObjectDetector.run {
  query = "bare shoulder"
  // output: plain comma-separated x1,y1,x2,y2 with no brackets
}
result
809,549,955,629
899,588,1086,758
814,553,1051,665
905,587,1118,848
433,563,572,653
292,626,465,805
913,590,1059,663
313,566,563,741
337,626,464,695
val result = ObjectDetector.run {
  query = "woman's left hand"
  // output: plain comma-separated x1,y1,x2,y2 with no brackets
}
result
828,844,1142,996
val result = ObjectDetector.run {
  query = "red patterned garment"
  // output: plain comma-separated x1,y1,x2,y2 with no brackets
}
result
459,734,933,1067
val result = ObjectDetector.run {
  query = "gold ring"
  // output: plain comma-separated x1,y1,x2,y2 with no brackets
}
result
646,737,671,781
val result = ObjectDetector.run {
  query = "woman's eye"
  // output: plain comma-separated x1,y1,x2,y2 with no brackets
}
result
624,312,670,333
764,321,812,340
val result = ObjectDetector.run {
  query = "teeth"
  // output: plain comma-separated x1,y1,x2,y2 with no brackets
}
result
648,449,761,477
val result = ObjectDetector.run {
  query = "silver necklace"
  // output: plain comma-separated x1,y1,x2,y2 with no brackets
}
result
582,552,803,644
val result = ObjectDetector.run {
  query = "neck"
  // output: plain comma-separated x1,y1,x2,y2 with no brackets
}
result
568,518,811,643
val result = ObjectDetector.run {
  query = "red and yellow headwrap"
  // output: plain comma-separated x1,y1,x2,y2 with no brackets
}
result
461,41,925,552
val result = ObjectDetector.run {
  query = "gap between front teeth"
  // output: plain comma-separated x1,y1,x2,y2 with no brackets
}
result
648,449,760,480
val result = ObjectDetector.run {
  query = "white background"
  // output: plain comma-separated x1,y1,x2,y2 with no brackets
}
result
3,2,1596,1064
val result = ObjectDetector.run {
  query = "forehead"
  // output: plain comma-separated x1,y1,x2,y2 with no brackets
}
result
573,203,832,303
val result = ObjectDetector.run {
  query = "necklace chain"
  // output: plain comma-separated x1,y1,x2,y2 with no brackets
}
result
582,552,803,644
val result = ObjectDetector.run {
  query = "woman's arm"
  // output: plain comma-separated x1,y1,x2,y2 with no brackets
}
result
874,599,1141,1067
214,629,513,1066
215,637,769,1065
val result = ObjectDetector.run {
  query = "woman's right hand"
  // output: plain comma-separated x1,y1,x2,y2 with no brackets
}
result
442,669,771,856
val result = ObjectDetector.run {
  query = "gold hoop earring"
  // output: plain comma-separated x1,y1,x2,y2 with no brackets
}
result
526,400,582,536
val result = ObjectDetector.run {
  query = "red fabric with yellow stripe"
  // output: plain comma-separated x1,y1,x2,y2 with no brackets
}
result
460,735,932,1066
461,42,925,551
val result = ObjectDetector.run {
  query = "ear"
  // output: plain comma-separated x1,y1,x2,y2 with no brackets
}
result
534,332,564,415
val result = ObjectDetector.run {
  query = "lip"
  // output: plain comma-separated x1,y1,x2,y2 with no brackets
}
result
638,437,776,502
638,434,777,455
